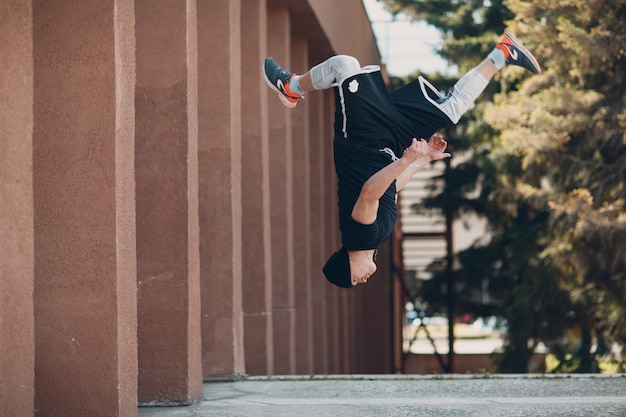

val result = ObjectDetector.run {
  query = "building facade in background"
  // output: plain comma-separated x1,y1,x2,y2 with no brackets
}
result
0,1,407,416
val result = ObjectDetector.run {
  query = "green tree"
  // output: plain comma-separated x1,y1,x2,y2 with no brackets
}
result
383,0,626,372
486,0,626,373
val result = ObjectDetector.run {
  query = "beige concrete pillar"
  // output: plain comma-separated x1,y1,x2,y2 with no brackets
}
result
267,7,296,375
290,38,314,375
0,2,34,416
135,0,202,404
197,0,245,379
240,0,274,376
32,0,137,415
308,91,329,374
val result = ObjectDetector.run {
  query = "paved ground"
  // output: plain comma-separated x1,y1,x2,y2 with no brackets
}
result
138,374,626,417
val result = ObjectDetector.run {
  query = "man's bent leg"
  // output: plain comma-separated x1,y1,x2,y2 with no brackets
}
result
263,55,362,107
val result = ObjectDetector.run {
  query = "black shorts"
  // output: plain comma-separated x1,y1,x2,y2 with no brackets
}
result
333,66,453,157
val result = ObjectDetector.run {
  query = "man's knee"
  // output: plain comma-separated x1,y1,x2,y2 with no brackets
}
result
329,55,362,77
436,95,464,124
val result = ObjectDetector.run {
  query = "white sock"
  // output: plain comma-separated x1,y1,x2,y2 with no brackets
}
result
488,47,506,70
290,75,305,95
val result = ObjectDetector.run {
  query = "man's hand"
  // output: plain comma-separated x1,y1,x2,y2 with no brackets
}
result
402,138,430,163
395,135,451,191
427,134,451,161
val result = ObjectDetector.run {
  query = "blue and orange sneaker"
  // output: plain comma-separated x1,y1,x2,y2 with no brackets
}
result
496,31,542,74
262,57,303,108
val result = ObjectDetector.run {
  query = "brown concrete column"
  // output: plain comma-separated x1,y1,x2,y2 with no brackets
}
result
197,0,245,379
240,0,274,376
135,0,202,404
326,287,339,374
338,291,351,373
356,242,394,373
0,2,34,416
347,291,358,373
290,38,313,375
267,7,296,375
32,0,137,415
322,92,341,373
308,91,329,374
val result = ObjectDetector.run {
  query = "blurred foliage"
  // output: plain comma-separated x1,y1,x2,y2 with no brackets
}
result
381,0,626,372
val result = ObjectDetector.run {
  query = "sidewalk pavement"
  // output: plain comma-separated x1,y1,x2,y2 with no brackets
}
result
139,374,626,417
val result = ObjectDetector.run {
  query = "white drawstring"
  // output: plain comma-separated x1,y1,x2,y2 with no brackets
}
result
379,147,399,161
